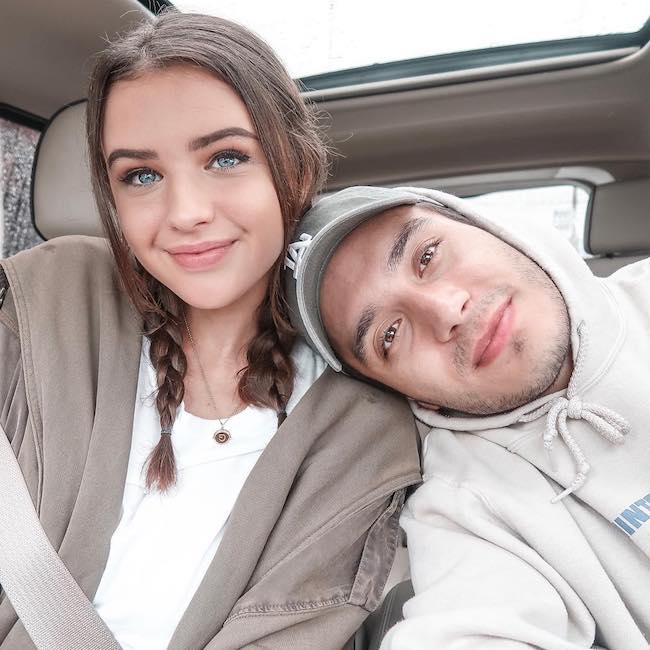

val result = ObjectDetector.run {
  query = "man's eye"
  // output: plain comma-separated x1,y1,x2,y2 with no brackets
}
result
418,240,440,276
381,320,401,358
210,150,250,170
122,169,161,186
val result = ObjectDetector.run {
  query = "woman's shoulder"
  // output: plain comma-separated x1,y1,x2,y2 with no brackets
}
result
6,234,111,266
289,338,419,448
2,235,116,291
283,340,421,507
0,235,130,328
290,337,414,414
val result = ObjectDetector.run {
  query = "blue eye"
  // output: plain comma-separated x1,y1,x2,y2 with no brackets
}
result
210,150,249,170
122,169,161,186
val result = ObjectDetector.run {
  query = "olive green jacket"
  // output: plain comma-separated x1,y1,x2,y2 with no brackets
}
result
0,236,421,649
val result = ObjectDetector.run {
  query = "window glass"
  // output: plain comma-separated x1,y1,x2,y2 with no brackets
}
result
464,185,590,256
172,0,648,79
0,118,43,257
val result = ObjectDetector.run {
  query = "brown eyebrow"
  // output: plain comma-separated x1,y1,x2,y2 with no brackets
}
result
351,304,378,364
106,148,157,169
106,127,258,168
188,127,258,152
386,216,428,271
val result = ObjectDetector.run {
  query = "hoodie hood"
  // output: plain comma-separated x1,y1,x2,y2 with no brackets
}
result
288,184,632,501
396,187,630,501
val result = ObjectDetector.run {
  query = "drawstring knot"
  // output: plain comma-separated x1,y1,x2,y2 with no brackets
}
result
566,397,583,419
284,233,312,279
522,322,630,503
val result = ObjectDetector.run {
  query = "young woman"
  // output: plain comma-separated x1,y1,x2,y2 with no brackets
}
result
0,11,420,650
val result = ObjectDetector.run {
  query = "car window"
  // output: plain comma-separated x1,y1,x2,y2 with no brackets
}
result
0,117,43,257
464,185,590,257
173,1,649,81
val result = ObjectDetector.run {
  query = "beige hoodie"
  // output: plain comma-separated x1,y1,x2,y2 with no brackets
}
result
381,190,650,650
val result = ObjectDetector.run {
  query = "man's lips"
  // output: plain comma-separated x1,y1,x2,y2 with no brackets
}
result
472,298,514,367
166,240,236,270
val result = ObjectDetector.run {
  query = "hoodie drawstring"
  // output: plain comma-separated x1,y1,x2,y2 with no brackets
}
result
520,322,630,503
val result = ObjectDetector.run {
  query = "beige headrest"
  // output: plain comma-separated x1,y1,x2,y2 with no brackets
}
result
32,100,103,239
587,178,650,255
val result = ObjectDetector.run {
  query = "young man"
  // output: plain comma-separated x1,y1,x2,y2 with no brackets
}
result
284,185,649,650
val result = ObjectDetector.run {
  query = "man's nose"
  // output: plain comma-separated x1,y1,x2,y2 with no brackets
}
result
415,281,470,342
164,173,215,231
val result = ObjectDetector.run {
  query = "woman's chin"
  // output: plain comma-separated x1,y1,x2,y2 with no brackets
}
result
181,293,239,312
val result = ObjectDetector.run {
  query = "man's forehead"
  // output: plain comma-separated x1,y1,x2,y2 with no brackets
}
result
324,204,440,292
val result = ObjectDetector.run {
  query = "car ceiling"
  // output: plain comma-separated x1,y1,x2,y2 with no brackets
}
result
1,0,153,120
2,0,650,192
317,42,650,191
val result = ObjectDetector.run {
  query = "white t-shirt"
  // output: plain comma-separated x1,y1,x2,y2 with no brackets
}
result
93,338,326,650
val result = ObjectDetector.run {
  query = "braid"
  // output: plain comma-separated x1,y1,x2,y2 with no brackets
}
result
239,271,296,413
142,273,188,492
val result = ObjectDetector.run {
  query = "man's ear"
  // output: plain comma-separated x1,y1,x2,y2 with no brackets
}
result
415,400,440,411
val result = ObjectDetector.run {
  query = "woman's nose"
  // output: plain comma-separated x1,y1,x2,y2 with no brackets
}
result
164,173,215,231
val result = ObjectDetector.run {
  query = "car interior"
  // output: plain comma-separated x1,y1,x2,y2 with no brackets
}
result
2,1,649,648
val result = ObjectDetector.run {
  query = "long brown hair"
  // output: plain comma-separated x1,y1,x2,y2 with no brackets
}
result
86,11,328,491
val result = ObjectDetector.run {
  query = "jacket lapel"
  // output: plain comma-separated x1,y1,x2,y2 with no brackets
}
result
56,317,142,600
167,369,340,650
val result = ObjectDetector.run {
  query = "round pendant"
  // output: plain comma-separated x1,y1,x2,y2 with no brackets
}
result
213,429,231,444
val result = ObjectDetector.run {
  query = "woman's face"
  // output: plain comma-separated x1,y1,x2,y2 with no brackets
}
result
102,65,284,311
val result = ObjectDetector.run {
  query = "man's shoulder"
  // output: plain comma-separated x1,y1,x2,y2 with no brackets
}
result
327,369,416,423
603,256,650,320
606,255,650,283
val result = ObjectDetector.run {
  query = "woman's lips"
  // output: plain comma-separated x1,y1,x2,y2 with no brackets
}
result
167,240,236,270
473,299,514,367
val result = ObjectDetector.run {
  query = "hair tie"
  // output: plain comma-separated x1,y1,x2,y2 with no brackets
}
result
160,426,173,436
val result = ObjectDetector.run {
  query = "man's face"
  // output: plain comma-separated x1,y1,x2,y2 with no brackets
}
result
320,204,571,415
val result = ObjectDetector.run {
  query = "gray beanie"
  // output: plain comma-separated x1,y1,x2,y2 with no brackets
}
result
283,185,467,371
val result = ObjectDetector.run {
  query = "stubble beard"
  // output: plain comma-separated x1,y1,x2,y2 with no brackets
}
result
441,249,571,416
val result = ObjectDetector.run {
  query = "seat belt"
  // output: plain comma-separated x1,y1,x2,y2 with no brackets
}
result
0,425,121,649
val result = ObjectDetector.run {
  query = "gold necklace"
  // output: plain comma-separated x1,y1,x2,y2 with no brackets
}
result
183,314,239,444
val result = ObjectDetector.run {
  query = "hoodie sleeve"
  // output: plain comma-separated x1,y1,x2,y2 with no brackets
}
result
380,474,600,650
